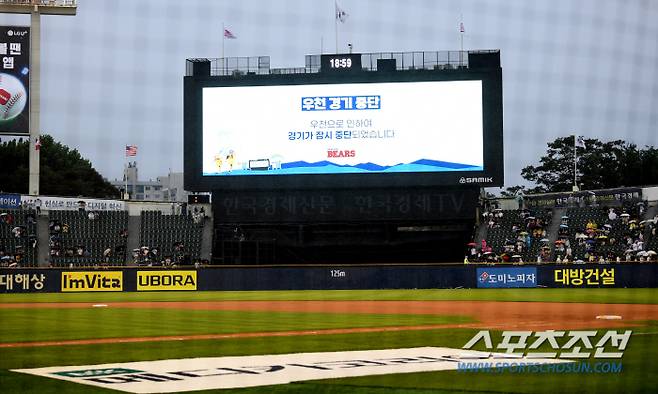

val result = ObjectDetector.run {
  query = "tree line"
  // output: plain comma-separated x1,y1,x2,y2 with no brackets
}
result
0,135,119,198
502,136,658,196
1,134,656,198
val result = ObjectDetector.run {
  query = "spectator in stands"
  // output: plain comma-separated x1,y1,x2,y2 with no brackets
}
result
34,198,42,215
120,228,128,238
103,248,113,263
78,200,86,212
88,211,96,220
608,208,617,221
1,212,14,225
132,248,140,264
150,247,160,263
469,245,477,259
12,226,23,238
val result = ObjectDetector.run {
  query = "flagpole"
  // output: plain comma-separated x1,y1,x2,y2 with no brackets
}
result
334,2,338,53
459,15,464,66
222,22,225,75
460,14,464,52
573,134,578,191
124,145,128,200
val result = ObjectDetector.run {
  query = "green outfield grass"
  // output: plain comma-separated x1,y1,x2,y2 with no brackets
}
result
2,287,658,304
2,288,658,393
0,308,472,343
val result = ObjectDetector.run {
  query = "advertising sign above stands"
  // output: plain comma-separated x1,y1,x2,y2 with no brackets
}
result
20,195,126,211
525,187,642,209
0,193,21,209
213,187,479,223
0,25,29,135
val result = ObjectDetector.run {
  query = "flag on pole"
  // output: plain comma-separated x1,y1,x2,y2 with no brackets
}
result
125,145,138,157
335,2,348,23
576,136,586,149
34,137,40,151
460,22,465,33
223,28,237,39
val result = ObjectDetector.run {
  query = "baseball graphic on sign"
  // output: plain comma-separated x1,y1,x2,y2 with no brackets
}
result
0,73,27,122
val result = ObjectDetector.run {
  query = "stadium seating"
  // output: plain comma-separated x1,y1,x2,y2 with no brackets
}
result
48,210,128,266
139,210,204,265
0,209,38,267
476,198,656,264
480,208,552,263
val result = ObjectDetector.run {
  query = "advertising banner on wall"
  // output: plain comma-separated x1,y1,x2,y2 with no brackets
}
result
476,267,537,288
20,195,126,211
0,193,21,209
0,26,29,135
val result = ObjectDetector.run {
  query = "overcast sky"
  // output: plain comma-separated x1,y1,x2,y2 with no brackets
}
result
1,0,656,188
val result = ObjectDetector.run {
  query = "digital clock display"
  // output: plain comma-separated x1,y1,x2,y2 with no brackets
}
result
321,54,362,73
329,57,352,68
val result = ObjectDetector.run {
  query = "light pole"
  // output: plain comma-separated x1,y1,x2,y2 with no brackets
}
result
0,0,77,196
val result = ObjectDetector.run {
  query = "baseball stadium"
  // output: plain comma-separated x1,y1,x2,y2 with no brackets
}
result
1,1,658,393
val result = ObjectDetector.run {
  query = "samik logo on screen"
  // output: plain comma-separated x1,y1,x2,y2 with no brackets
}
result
328,149,355,158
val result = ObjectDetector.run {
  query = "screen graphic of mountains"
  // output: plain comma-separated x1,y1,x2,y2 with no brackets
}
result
281,159,479,171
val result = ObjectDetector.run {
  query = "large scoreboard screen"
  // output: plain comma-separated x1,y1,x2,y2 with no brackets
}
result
184,59,502,191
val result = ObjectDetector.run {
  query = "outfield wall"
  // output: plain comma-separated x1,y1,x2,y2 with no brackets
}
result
1,263,658,293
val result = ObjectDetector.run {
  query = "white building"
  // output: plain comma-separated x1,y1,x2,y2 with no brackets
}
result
111,162,188,202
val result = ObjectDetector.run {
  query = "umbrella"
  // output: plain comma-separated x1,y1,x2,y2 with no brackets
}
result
629,219,637,223
540,238,550,242
493,208,503,211
559,224,569,228
525,216,536,220
620,213,630,217
647,251,657,256
467,242,477,246
576,234,588,239
519,231,528,235
604,224,612,228
637,251,647,257
561,215,569,219
597,235,608,239
483,251,493,255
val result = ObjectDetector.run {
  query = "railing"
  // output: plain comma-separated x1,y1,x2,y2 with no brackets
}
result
186,50,499,77
0,0,76,6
